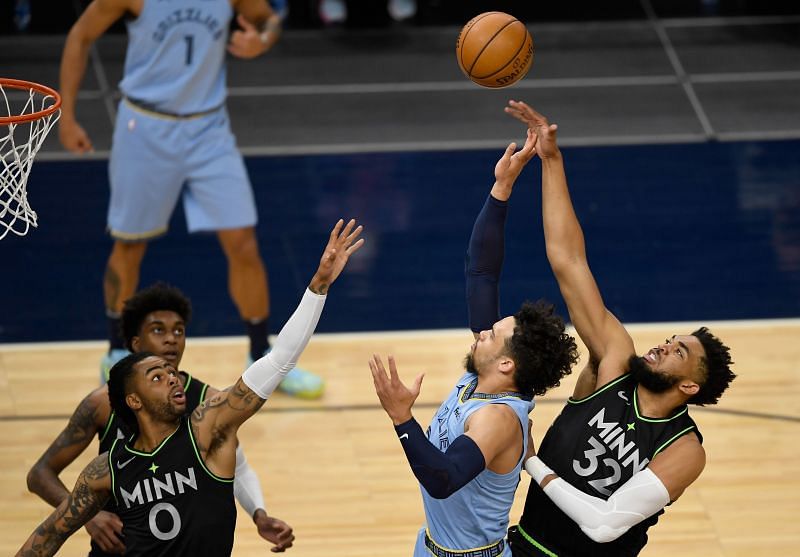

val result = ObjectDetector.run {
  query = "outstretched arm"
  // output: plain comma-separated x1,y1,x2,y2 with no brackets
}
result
466,129,537,337
17,454,112,557
505,101,634,385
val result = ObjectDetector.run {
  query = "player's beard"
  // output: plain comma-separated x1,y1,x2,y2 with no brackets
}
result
628,355,681,393
142,396,183,423
463,352,478,376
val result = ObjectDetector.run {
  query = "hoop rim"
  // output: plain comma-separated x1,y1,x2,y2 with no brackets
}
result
0,78,62,126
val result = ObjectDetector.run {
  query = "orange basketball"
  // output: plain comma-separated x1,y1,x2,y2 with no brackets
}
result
456,12,534,88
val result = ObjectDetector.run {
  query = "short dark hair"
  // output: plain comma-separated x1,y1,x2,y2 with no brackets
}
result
688,327,735,406
107,351,155,433
121,282,192,351
506,301,579,397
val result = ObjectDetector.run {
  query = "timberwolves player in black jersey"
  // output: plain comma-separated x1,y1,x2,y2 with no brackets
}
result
18,219,364,556
25,283,294,555
502,101,735,556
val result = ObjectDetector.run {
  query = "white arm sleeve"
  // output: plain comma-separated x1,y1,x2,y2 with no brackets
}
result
242,288,326,399
233,444,265,519
527,457,670,543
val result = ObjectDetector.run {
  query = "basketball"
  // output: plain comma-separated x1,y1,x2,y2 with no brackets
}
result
456,12,534,88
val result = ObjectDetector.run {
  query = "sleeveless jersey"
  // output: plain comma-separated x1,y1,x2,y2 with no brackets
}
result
91,372,209,557
416,372,532,556
517,374,702,556
119,0,232,114
107,416,235,556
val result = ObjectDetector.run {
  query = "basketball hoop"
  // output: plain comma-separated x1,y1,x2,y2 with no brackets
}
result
0,78,61,240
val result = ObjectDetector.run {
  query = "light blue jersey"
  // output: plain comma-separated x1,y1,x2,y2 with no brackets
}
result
414,372,532,557
120,0,232,114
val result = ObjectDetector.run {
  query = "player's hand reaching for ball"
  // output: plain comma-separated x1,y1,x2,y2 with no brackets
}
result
504,100,560,160
492,127,538,200
309,219,365,295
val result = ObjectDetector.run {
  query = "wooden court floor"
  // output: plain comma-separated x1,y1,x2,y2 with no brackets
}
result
1,320,799,556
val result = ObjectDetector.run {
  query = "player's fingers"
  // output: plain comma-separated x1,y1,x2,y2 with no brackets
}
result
411,373,425,395
329,218,344,242
344,223,363,245
345,237,365,256
387,355,400,383
339,218,356,242
237,13,255,30
503,142,516,159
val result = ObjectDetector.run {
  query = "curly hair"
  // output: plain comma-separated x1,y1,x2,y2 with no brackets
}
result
107,351,156,434
121,282,192,351
688,327,735,406
506,300,579,397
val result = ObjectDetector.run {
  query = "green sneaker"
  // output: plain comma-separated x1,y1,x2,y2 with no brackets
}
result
246,352,325,399
100,348,130,384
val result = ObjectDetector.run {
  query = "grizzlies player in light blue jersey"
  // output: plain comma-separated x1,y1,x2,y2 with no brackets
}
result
58,0,325,398
370,130,579,557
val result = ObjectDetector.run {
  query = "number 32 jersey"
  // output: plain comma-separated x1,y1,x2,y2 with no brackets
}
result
107,416,235,556
518,373,702,557
119,0,233,114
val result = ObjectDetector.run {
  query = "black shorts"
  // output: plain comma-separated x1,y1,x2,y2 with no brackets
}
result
507,525,559,557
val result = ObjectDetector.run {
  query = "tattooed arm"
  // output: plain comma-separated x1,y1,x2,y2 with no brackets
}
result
17,454,112,557
190,220,365,476
27,387,108,507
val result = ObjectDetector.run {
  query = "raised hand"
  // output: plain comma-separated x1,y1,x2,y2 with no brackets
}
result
369,355,424,426
492,127,538,199
309,219,365,295
504,100,560,159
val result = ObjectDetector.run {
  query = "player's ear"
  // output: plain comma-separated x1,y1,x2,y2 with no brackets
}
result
131,336,140,352
126,393,142,411
498,357,516,376
679,381,700,397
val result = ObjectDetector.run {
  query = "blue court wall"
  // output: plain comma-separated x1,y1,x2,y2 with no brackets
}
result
2,139,799,342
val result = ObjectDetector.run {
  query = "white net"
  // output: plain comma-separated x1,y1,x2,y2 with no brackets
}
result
0,81,61,240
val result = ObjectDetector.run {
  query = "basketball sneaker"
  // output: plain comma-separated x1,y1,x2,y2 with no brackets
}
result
246,351,325,400
100,348,131,384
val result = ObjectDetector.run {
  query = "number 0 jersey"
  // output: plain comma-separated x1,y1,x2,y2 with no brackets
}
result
518,374,702,556
107,416,235,557
90,371,209,557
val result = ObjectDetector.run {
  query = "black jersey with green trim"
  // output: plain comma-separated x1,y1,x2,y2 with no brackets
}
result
91,372,209,557
98,371,209,454
517,374,702,557
107,416,235,557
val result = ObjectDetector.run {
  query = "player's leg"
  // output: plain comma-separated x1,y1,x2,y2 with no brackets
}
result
103,101,187,380
183,108,324,398
217,225,270,354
